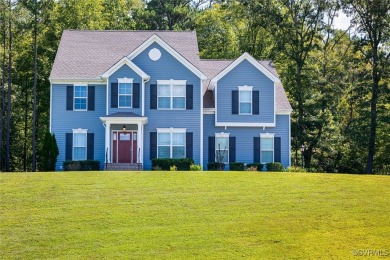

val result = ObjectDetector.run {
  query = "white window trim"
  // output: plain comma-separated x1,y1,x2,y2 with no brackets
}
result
157,79,187,110
73,84,88,111
118,81,133,108
157,128,187,158
118,78,134,84
215,133,229,164
72,128,88,161
260,133,275,164
238,85,253,115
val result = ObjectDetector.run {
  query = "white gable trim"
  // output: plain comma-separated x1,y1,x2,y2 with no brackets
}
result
210,52,280,89
127,34,207,80
101,57,149,80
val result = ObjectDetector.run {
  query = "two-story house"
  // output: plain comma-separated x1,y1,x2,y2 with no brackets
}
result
50,30,292,170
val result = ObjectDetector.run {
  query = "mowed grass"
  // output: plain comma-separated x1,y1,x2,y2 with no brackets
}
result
1,172,389,259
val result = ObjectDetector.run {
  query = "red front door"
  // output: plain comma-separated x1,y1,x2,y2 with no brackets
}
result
112,131,138,163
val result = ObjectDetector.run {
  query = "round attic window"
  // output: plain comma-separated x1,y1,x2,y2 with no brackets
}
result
148,48,161,61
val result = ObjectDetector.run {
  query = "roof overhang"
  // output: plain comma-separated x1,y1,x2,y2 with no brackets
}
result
127,34,207,80
101,57,150,80
210,52,281,89
100,116,148,125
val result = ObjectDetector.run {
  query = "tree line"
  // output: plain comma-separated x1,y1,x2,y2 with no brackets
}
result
0,0,389,173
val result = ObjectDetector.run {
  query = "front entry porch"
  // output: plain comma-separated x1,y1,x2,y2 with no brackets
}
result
100,112,148,170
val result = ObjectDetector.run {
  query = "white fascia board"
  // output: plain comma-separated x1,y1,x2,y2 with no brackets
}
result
156,128,187,133
276,109,293,115
127,34,207,80
101,57,149,80
50,78,105,85
210,52,280,89
215,122,275,127
100,116,148,125
203,108,215,114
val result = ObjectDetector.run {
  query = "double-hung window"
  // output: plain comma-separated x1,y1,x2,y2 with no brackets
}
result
215,133,229,163
260,133,274,163
74,85,87,110
73,129,87,160
157,80,186,109
239,85,252,115
118,78,133,108
157,128,186,159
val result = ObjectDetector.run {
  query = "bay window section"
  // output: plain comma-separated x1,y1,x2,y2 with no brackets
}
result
215,133,229,164
238,85,252,115
261,133,274,164
157,80,186,109
118,78,133,108
73,129,87,160
74,85,87,110
157,128,186,159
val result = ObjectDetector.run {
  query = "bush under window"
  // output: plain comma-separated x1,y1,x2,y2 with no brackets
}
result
152,158,194,171
63,160,100,171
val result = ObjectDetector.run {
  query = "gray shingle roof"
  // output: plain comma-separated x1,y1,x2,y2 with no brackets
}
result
51,30,291,111
50,30,200,79
198,59,292,111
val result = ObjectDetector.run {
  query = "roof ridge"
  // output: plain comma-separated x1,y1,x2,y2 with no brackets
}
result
64,29,196,33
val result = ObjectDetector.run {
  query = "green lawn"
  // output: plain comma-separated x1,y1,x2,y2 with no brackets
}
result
1,171,389,259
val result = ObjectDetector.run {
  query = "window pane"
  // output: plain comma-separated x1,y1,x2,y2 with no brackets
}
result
119,83,132,95
216,137,228,150
173,97,185,109
158,146,170,158
215,149,228,163
262,151,273,163
262,138,273,150
74,98,87,110
75,86,87,98
172,146,185,159
240,90,251,102
172,133,185,145
158,133,170,145
74,147,86,160
172,85,185,96
158,84,170,96
158,97,170,108
74,133,86,146
119,95,131,107
240,103,251,114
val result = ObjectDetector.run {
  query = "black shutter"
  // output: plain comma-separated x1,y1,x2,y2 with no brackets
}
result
88,86,95,111
254,137,260,163
66,133,73,160
133,83,140,108
208,136,215,163
274,137,281,163
186,84,193,110
66,86,73,110
229,137,236,162
150,84,157,109
232,90,238,114
111,83,118,108
186,132,193,159
150,132,157,159
253,90,259,115
87,133,94,160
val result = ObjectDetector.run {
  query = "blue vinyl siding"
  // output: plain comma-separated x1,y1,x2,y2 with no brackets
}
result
108,65,142,115
132,42,201,170
203,114,290,170
51,84,106,170
217,59,275,123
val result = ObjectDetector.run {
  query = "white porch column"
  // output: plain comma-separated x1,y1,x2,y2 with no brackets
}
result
137,123,143,164
105,122,111,163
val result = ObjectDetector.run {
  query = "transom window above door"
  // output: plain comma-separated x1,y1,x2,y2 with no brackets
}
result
157,80,186,109
118,78,133,108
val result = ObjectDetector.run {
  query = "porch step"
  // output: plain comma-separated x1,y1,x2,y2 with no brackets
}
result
105,163,143,171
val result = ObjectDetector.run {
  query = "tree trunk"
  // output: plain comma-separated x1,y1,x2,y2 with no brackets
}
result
366,48,379,174
5,0,11,172
32,1,38,172
23,88,28,172
0,4,6,172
